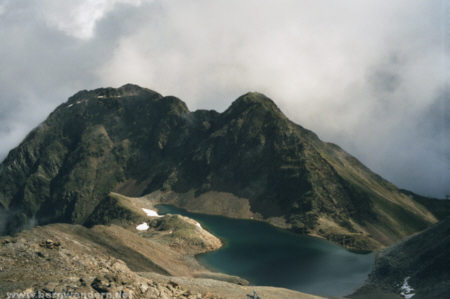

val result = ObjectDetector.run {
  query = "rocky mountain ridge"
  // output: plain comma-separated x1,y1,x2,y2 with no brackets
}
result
0,84,444,251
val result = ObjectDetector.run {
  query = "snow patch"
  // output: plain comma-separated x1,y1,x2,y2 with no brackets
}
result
142,208,162,217
400,277,415,299
97,95,124,99
136,222,149,231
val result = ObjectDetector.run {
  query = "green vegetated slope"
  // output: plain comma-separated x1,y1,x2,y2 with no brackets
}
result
0,84,443,250
351,217,450,299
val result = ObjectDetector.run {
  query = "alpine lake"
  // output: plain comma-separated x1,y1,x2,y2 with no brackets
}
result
156,204,374,298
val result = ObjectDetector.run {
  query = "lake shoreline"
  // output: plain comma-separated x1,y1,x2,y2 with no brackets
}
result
156,204,375,298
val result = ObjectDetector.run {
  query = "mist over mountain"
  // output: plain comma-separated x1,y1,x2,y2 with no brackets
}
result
0,1,448,199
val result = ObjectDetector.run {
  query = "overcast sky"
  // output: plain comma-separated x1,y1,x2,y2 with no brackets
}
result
0,0,448,197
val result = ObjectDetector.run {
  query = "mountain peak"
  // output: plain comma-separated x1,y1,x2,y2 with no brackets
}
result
224,92,283,117
118,83,143,91
235,92,279,108
67,84,160,104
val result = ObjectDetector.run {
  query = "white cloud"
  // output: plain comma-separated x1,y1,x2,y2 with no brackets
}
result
98,1,447,142
37,0,146,40
0,0,448,197
95,0,450,197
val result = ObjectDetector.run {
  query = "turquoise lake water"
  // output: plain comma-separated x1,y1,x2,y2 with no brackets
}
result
156,204,374,297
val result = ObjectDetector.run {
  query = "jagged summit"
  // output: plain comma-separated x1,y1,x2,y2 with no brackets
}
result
0,85,443,251
67,84,160,103
65,86,279,120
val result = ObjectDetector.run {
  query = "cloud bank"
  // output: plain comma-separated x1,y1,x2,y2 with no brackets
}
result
0,0,448,197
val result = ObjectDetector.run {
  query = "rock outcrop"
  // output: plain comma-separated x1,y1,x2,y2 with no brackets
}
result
351,217,450,299
0,223,323,299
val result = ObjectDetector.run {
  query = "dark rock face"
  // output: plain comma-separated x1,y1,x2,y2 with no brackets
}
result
0,84,442,250
352,217,450,299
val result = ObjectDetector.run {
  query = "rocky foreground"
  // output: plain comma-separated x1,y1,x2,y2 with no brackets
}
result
0,219,324,299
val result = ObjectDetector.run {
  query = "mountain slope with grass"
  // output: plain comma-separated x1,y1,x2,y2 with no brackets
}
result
350,217,450,299
0,84,443,251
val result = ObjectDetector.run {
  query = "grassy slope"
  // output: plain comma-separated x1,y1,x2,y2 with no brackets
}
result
350,217,450,299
